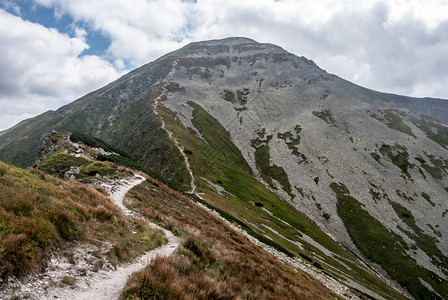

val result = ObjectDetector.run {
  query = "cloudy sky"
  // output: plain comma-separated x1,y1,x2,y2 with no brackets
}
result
1,0,448,131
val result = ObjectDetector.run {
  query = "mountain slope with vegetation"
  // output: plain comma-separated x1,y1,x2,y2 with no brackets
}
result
1,133,347,300
1,37,447,299
0,161,165,283
121,172,344,300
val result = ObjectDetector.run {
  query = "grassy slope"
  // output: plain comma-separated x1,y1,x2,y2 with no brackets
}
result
0,66,189,192
331,182,448,300
122,175,341,300
371,109,416,138
157,102,407,299
250,128,294,198
410,114,448,149
102,95,191,191
0,111,63,168
0,161,166,281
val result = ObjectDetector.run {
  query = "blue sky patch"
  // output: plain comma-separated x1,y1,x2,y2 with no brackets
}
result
1,0,111,59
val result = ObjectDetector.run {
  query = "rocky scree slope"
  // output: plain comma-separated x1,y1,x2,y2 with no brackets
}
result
162,37,448,299
0,37,447,299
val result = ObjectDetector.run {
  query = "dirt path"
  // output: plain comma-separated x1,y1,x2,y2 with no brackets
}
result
1,175,180,300
51,175,180,300
151,60,197,194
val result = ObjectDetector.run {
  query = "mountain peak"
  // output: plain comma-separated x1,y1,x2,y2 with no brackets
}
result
188,37,258,46
161,36,288,60
2,37,448,300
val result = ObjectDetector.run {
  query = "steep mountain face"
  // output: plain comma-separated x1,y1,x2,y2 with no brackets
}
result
1,37,448,299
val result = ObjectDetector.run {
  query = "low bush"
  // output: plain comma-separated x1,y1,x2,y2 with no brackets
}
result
0,163,7,177
81,161,114,176
38,152,89,178
60,275,77,287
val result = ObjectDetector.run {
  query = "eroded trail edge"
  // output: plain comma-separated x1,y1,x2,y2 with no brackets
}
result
13,175,180,300
62,175,180,300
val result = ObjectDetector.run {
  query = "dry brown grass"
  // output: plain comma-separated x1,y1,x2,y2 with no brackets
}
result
0,161,166,281
122,176,341,299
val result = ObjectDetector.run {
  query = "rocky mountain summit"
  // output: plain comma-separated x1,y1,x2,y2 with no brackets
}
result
1,37,447,299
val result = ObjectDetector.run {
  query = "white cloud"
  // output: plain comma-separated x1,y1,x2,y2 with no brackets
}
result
34,0,193,66
2,0,448,130
28,0,448,100
0,9,122,131
0,0,21,15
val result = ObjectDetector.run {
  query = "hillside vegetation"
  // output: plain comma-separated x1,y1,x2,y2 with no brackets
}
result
1,37,447,299
157,102,407,299
1,133,345,299
0,161,165,282
122,176,342,300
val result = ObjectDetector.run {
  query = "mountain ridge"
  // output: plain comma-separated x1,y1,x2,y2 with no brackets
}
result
1,37,447,299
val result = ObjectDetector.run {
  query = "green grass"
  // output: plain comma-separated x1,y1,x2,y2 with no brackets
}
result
410,115,448,149
252,143,294,197
331,182,448,299
423,153,446,180
277,125,304,158
368,182,389,203
81,161,114,177
421,163,443,180
379,144,413,178
421,192,435,207
223,89,236,103
222,88,249,108
378,110,416,138
312,110,336,125
157,102,407,300
38,152,89,178
236,88,250,105
390,201,447,271
103,95,191,191
370,152,381,163
251,129,294,198
189,101,252,174
396,190,415,202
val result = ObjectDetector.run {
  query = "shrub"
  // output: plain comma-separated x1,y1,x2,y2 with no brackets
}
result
93,205,114,221
108,242,128,265
38,152,89,178
81,161,114,177
0,163,7,177
61,275,77,286
1,189,36,216
0,234,38,279
138,272,169,300
49,208,83,241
